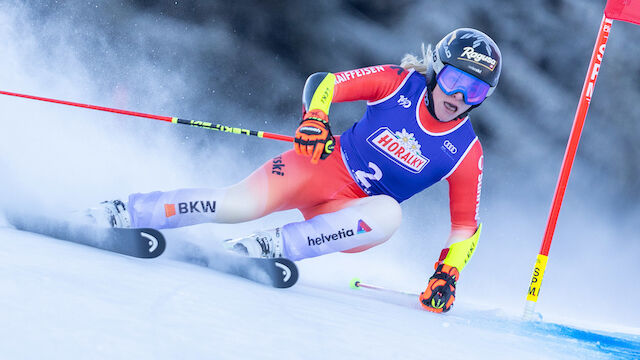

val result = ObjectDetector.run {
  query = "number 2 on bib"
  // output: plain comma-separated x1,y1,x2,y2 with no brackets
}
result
355,162,382,189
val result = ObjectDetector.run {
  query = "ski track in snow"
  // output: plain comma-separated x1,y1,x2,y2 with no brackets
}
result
1,226,638,360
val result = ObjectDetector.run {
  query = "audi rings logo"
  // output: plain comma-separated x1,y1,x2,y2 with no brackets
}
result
443,140,458,154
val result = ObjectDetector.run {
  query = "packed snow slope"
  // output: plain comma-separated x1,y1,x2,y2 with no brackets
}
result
0,223,639,360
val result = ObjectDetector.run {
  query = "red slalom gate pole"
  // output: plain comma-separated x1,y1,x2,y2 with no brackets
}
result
0,90,294,143
523,15,613,320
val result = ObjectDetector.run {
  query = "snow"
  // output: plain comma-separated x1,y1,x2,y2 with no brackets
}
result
0,224,638,360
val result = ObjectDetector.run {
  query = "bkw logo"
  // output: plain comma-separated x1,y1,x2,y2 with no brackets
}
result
165,201,216,217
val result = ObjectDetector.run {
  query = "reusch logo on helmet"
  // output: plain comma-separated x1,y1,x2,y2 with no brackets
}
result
456,31,498,71
459,46,498,71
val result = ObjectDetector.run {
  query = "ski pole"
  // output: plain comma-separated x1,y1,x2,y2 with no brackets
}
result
350,278,419,297
0,90,294,142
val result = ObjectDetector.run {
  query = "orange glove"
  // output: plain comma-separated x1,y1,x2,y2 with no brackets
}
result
419,263,460,313
294,109,335,164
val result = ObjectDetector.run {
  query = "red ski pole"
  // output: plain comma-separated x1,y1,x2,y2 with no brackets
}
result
0,90,294,143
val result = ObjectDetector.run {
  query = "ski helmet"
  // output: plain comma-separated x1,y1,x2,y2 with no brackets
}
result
432,28,502,103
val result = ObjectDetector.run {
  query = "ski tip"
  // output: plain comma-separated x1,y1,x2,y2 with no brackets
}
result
350,277,361,289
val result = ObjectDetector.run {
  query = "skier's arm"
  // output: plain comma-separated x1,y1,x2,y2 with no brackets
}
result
437,140,484,271
296,65,410,163
295,72,337,164
301,65,411,114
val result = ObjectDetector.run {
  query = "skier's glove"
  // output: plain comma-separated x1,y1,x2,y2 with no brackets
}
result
294,109,335,164
419,263,460,313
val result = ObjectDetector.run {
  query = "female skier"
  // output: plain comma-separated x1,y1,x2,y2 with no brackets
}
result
93,28,502,313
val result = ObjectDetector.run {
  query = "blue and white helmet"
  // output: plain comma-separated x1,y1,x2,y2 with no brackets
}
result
432,28,502,100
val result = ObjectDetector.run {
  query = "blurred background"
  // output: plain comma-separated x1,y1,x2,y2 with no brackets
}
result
1,0,638,328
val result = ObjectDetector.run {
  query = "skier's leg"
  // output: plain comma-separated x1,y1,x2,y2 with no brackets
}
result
126,140,362,229
227,194,402,259
126,169,272,229
282,195,401,260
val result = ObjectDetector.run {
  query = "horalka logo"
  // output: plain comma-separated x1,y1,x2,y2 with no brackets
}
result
367,127,429,173
165,200,216,217
307,220,372,246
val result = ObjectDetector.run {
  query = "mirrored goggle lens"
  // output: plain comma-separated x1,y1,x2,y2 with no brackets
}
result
436,65,490,105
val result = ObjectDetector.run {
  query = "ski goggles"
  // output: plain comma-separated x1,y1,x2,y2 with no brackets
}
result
436,65,491,105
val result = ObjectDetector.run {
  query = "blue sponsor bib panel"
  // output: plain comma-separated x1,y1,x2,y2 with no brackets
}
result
340,70,477,202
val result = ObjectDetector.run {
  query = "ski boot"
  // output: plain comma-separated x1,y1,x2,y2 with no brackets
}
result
419,263,460,313
85,200,132,228
223,228,283,258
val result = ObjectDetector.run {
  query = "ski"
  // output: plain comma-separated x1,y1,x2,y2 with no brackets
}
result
5,213,295,286
202,252,298,288
174,243,298,288
6,214,166,258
